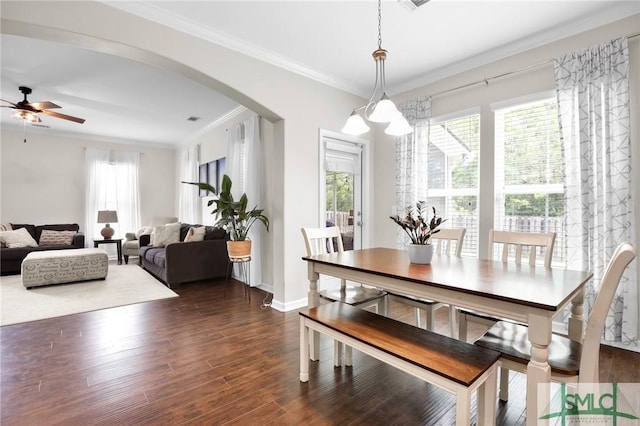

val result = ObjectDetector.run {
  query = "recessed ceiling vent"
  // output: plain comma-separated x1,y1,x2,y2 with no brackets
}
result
398,0,432,12
187,116,201,122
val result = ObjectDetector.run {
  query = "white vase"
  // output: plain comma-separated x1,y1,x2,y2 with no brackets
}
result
407,244,434,264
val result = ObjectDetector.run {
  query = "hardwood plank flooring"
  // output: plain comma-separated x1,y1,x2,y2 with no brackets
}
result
1,270,639,425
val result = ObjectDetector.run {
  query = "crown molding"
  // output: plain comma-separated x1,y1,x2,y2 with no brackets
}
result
180,105,249,147
101,1,361,96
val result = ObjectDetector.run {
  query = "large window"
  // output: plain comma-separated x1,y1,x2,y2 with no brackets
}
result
494,96,565,265
427,112,480,256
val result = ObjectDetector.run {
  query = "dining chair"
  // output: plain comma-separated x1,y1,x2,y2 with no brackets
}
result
387,228,466,338
458,229,556,400
301,226,387,365
474,242,635,397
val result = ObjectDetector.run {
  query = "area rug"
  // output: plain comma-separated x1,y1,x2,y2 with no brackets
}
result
0,264,178,326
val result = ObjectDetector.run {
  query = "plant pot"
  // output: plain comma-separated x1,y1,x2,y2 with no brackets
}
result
407,244,433,264
227,240,252,260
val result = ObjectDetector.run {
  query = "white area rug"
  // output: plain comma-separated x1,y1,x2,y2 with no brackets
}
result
0,264,178,326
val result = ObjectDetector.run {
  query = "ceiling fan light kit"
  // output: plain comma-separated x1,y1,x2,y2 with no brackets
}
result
341,0,413,137
1,86,86,126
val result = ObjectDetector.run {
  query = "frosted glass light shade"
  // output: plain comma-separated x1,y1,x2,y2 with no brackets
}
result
368,93,401,123
341,110,370,135
385,116,413,136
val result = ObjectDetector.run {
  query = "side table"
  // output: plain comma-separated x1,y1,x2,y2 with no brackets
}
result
225,256,251,301
93,238,123,265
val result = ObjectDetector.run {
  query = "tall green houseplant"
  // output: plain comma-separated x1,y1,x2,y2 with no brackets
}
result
184,174,269,241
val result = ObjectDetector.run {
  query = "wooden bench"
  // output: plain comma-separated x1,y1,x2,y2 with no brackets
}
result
299,302,501,425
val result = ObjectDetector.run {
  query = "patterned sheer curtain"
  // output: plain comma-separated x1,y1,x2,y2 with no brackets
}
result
554,37,637,350
395,96,431,248
227,115,264,287
178,145,199,224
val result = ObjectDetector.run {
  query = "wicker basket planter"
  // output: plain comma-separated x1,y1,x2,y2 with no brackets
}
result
227,240,251,260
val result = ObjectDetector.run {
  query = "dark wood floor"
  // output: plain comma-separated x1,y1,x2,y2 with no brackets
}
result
2,271,639,425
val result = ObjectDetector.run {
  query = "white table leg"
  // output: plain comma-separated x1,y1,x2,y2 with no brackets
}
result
526,312,552,426
307,264,321,360
300,318,309,382
568,288,585,343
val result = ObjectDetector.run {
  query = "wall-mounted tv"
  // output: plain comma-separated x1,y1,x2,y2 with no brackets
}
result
198,157,226,197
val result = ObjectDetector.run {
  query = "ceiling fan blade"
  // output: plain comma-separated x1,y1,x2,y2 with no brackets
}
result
0,99,17,107
30,101,61,110
41,109,85,124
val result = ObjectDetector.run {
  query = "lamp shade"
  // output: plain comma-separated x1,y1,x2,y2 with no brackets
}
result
341,110,370,135
97,210,118,224
385,116,413,136
368,93,402,123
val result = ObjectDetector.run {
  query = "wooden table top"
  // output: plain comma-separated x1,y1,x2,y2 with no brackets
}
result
303,247,593,312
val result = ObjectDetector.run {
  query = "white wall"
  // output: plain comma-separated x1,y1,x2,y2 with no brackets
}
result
372,15,640,261
0,128,176,238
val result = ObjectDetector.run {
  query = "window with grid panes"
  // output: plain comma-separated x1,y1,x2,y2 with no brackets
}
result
427,113,480,256
494,96,565,266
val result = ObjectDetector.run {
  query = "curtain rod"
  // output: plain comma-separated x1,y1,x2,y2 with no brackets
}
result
430,32,640,99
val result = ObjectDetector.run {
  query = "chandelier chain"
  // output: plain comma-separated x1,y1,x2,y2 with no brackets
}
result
377,0,382,49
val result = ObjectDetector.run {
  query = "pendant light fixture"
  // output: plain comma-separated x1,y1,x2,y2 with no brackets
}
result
341,0,413,137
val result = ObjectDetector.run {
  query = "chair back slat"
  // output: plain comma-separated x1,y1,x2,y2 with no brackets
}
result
579,243,636,383
301,226,344,256
431,228,466,257
488,229,556,268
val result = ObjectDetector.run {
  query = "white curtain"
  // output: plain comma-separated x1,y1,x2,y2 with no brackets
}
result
554,37,637,350
395,96,431,248
227,115,264,287
84,148,141,244
178,145,199,224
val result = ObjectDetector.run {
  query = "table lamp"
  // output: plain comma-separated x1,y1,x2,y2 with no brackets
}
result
97,210,118,239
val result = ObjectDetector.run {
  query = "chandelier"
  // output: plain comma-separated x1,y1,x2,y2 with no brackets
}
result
341,0,413,137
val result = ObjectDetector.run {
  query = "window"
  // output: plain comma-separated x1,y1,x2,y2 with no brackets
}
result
494,96,565,266
427,112,480,256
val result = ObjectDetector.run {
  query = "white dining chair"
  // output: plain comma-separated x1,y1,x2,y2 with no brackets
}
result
474,242,635,396
458,229,556,401
301,226,387,365
387,228,466,338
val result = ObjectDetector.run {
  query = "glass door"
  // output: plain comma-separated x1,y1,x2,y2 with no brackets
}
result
321,135,364,250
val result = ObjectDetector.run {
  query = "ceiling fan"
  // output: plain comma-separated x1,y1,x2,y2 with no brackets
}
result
1,86,85,124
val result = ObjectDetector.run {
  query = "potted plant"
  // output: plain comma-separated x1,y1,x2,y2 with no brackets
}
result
184,174,269,260
390,202,446,264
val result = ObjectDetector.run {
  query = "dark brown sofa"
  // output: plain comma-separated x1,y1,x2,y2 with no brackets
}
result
139,223,230,289
1,223,85,275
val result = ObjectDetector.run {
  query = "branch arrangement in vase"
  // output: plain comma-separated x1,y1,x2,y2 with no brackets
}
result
390,202,446,245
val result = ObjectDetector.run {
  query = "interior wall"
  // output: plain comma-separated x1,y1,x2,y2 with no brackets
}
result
0,128,176,237
372,14,640,261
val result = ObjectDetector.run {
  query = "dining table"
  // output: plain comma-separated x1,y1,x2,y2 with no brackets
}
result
302,247,593,426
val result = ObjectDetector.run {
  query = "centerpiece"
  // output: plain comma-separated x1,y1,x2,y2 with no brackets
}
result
184,174,269,260
390,202,446,264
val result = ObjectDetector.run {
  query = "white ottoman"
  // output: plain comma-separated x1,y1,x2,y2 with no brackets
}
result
22,248,109,289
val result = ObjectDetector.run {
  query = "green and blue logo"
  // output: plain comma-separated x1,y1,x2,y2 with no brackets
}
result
540,383,639,425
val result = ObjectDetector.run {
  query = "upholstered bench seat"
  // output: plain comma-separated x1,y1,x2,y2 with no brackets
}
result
22,248,109,289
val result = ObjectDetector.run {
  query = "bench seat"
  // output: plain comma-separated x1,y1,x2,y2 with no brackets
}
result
299,302,501,425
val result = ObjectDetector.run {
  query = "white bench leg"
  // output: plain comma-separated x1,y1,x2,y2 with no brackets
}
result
334,341,342,367
300,318,309,382
477,366,498,426
455,388,472,426
449,306,459,339
309,328,319,361
458,312,468,342
345,345,353,366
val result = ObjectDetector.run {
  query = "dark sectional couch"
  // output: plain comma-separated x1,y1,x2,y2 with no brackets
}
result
139,223,230,289
1,223,85,275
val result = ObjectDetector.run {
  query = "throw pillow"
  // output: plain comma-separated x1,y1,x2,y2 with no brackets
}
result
135,226,153,239
0,224,11,247
39,230,77,246
184,226,206,242
0,227,39,248
151,222,181,247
